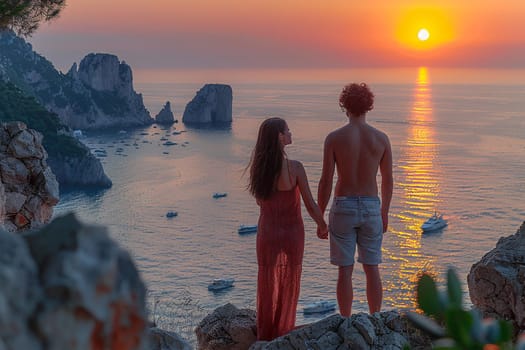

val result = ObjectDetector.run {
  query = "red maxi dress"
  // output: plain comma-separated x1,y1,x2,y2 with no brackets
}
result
256,185,305,340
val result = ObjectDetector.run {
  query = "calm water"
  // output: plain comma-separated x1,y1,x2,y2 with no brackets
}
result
54,68,525,340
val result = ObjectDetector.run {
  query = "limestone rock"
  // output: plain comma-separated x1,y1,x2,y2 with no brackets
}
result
155,101,175,125
195,303,256,350
0,122,59,231
0,213,149,349
182,84,232,124
0,229,42,349
148,327,192,350
248,310,430,350
47,145,112,189
468,221,525,332
22,213,148,350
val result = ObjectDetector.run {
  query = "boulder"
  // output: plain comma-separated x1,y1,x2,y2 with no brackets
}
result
148,327,192,350
0,206,151,350
0,122,59,231
182,84,232,124
21,213,149,350
155,101,175,124
468,221,525,333
0,229,42,349
195,303,256,350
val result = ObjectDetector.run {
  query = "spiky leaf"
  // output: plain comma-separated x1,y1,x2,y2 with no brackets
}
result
417,273,442,319
447,268,463,308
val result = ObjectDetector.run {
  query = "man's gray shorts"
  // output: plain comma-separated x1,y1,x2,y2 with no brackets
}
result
329,196,383,266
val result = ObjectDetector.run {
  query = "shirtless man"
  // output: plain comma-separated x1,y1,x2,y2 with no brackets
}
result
317,83,393,316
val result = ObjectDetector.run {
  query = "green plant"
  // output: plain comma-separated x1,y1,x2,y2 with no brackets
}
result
407,268,525,350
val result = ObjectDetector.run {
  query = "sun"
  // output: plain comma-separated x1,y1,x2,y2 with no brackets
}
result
417,28,430,41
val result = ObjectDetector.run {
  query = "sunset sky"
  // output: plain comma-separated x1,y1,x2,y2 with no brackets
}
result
29,0,525,71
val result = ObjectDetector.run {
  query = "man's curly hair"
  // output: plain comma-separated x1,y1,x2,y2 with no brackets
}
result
339,83,374,117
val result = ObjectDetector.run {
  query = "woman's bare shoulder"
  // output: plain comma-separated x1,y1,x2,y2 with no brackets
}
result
288,159,306,177
288,159,303,169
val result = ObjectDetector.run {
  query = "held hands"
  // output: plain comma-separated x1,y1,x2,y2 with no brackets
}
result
317,220,328,240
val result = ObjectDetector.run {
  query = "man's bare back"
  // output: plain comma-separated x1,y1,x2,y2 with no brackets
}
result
328,121,390,197
317,82,393,234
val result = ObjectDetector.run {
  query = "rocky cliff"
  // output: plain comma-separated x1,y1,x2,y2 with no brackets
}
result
47,143,112,189
183,84,232,125
0,30,154,130
0,80,112,188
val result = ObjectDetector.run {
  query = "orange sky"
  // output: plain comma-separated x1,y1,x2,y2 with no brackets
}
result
30,0,525,70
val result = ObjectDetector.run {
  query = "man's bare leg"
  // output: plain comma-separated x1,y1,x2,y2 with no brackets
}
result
337,265,354,317
363,264,382,313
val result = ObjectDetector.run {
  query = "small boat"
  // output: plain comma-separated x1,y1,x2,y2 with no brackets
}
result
421,213,447,232
166,211,178,218
303,300,337,314
238,224,257,235
208,278,235,291
213,192,228,199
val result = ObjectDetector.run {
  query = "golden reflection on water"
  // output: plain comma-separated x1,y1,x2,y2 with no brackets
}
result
385,67,442,309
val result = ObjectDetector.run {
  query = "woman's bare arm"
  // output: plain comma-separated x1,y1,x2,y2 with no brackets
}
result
293,160,327,231
318,135,335,215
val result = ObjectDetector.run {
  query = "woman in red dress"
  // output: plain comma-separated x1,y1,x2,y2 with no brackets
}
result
248,117,328,340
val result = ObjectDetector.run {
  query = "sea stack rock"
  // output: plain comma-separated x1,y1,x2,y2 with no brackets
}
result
182,84,232,125
155,101,175,124
0,122,59,232
468,221,525,333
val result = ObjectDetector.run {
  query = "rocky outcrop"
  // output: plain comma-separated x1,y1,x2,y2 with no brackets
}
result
148,327,192,350
0,31,154,130
0,213,148,349
196,304,431,350
47,145,112,189
468,221,525,333
195,303,257,350
254,312,431,350
182,84,232,125
0,79,112,189
155,101,175,124
0,122,59,231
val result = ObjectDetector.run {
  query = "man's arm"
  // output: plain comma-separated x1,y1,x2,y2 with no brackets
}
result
318,135,335,216
379,135,393,233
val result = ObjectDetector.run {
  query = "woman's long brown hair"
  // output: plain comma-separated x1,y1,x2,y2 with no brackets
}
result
247,117,287,200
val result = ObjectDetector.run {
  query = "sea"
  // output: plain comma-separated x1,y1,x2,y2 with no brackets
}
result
53,67,525,342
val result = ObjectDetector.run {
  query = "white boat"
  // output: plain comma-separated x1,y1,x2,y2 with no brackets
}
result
213,192,228,199
208,278,235,291
303,300,337,314
421,213,447,232
238,224,257,235
166,211,178,218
